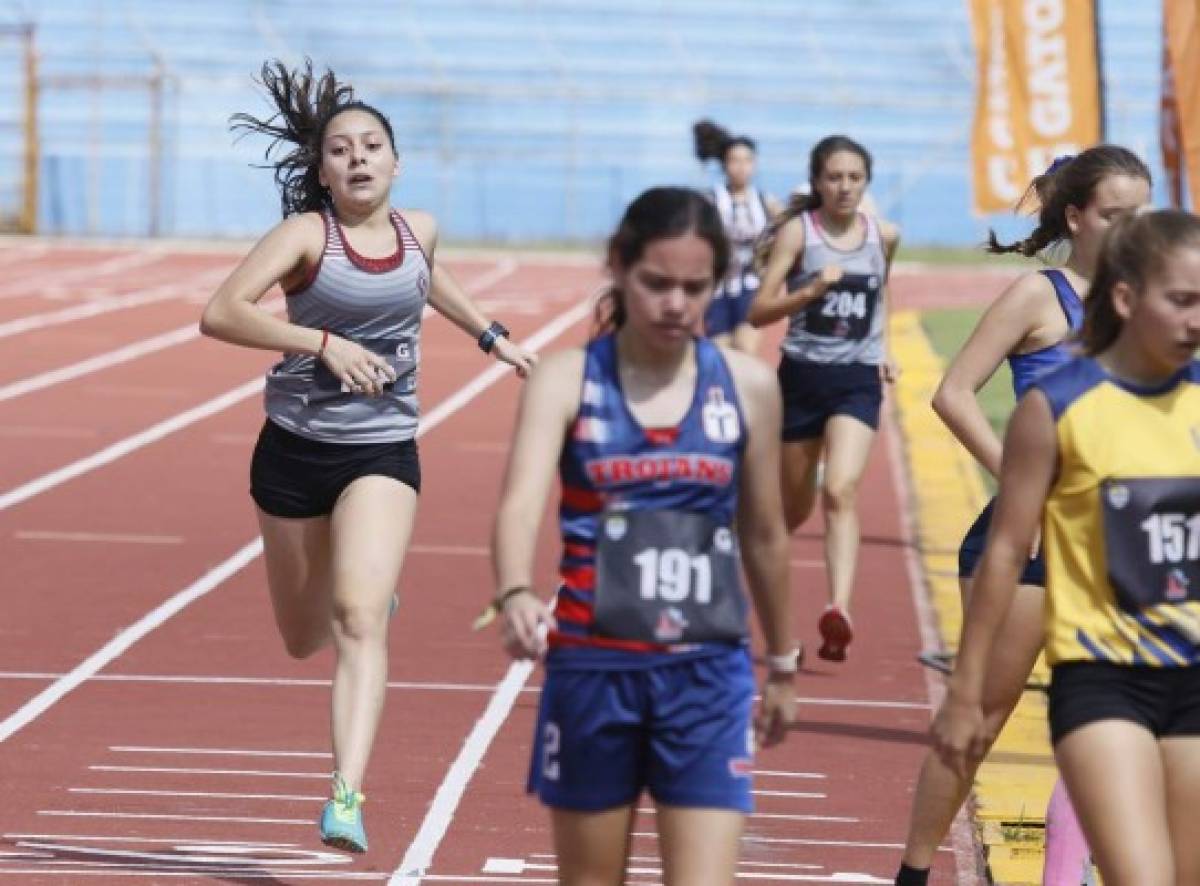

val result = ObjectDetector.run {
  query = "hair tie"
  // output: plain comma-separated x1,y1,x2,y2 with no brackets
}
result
1046,154,1075,175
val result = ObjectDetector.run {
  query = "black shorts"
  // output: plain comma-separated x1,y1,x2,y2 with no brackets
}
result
250,419,421,519
958,498,1046,586
1048,661,1200,745
778,357,882,441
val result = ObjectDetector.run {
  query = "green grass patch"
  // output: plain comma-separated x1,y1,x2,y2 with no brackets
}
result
918,307,1015,493
896,245,1028,267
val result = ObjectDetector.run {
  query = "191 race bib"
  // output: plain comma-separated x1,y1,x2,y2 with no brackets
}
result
593,508,748,644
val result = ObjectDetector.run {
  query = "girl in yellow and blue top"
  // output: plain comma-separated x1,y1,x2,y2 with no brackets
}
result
896,145,1151,886
933,209,1200,886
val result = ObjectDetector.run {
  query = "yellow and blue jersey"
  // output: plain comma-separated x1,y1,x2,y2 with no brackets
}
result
1034,357,1200,666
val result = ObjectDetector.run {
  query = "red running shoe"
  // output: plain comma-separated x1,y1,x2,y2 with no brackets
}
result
817,606,853,661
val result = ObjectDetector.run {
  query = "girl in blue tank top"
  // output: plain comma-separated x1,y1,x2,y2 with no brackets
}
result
893,147,1152,886
693,120,781,353
487,187,799,884
200,60,535,855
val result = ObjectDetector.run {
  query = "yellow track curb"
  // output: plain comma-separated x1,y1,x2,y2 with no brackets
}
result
890,309,1060,885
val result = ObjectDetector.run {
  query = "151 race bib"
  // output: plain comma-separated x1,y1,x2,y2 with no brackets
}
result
1102,477,1200,613
593,508,748,645
309,336,418,405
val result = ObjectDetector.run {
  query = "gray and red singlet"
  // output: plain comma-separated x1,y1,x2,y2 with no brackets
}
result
264,209,430,443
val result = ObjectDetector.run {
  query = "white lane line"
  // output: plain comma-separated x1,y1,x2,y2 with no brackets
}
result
0,295,588,750
0,269,226,339
88,765,327,779
637,807,856,823
0,296,282,404
0,287,589,515
68,788,324,802
389,662,535,886
37,811,310,825
0,251,164,300
0,672,541,693
0,539,263,743
4,834,300,846
109,745,330,758
754,769,827,779
0,326,189,400
752,789,826,799
791,696,930,711
0,379,264,513
15,839,350,867
0,243,49,266
15,531,184,545
0,871,391,880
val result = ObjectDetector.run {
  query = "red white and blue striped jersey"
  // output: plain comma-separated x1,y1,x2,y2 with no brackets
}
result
550,334,747,663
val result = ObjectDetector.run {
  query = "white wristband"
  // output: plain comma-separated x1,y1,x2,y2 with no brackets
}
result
766,648,801,674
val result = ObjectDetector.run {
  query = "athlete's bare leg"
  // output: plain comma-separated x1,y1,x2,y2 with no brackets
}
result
327,475,416,793
657,804,743,886
552,805,636,886
257,509,334,659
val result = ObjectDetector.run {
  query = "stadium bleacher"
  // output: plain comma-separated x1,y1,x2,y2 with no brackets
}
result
0,0,1163,242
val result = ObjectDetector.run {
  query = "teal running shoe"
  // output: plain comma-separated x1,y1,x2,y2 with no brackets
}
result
319,772,367,853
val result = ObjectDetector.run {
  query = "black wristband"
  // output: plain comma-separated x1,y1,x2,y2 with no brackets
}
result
478,320,510,354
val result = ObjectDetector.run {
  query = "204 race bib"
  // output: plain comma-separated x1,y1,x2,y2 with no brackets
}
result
798,271,881,340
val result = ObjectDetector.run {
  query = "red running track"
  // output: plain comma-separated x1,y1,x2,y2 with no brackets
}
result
0,242,977,884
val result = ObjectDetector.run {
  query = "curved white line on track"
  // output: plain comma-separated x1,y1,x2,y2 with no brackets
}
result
0,379,265,512
0,268,229,339
0,296,592,746
0,258,511,402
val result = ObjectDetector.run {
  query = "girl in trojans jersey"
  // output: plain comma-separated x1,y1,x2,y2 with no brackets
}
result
489,187,798,885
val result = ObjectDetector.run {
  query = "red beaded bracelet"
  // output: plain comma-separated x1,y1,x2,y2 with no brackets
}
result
317,328,329,358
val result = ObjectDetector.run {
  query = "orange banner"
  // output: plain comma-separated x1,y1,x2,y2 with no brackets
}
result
969,0,1102,213
1163,0,1200,209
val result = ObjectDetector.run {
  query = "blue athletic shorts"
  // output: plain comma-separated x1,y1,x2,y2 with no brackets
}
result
527,646,756,812
957,498,1046,586
778,357,882,441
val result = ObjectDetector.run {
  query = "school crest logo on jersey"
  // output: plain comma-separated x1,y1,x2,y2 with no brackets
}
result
1106,484,1130,510
654,606,688,642
702,387,740,443
604,514,628,541
713,526,734,553
1166,568,1191,602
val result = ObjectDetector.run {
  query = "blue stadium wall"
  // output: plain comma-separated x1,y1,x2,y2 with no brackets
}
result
4,1,1164,245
